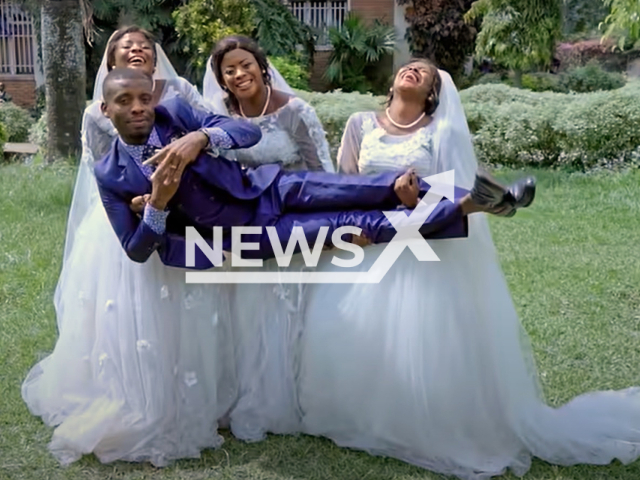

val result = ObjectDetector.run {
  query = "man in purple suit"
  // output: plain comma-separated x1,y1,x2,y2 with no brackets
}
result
94,68,535,270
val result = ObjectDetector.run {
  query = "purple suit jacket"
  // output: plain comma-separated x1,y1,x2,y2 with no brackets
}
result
94,96,282,270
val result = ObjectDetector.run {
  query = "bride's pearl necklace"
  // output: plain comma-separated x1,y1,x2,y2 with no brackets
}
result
385,107,425,129
240,86,272,118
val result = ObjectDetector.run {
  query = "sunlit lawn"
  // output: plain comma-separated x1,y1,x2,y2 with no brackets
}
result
1,163,639,479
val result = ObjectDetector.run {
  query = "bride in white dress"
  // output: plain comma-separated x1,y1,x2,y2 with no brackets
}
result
203,35,334,442
22,27,238,466
298,59,640,479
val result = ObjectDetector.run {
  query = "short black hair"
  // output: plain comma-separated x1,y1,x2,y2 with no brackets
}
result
106,26,157,71
102,67,153,102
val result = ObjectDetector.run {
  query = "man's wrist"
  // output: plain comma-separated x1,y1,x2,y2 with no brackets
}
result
197,129,210,149
148,197,167,211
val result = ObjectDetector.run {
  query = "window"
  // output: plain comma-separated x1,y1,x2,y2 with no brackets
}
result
287,0,348,47
0,0,36,75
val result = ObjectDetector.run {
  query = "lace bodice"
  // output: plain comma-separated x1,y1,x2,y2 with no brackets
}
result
336,111,437,177
226,97,334,172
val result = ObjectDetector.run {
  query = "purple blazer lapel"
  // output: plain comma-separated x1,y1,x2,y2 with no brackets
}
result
155,105,187,146
115,140,152,194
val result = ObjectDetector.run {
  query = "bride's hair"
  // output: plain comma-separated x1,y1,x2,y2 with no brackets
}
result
210,35,272,113
106,26,158,72
387,57,442,116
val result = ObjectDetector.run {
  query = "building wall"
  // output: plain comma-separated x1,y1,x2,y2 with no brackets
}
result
309,50,332,91
0,75,36,108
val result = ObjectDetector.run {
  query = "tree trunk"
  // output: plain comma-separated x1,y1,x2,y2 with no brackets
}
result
41,0,86,162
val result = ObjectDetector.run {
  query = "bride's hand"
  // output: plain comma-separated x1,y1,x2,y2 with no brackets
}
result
130,194,150,214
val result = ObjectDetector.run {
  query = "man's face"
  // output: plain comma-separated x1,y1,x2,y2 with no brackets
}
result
101,78,155,144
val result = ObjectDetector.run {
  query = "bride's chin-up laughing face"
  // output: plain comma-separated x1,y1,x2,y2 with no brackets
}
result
220,48,265,101
113,32,155,77
393,61,433,99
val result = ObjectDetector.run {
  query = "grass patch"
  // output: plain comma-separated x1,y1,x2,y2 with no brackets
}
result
1,164,640,479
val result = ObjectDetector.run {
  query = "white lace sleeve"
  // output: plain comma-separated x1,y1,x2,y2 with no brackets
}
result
290,98,335,172
336,113,364,174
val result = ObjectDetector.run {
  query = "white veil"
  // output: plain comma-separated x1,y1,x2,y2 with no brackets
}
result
431,69,477,192
59,38,179,271
203,55,294,114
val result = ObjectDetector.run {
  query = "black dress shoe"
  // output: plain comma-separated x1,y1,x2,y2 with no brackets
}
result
470,169,536,217
499,176,536,217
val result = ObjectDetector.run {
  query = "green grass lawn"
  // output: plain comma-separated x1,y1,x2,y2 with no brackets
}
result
1,163,640,480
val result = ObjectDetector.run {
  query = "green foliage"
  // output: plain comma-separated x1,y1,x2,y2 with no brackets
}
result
29,113,48,157
173,0,313,86
172,0,255,84
475,62,626,93
90,0,178,32
296,82,640,171
251,0,314,61
559,62,625,92
465,0,563,75
398,0,477,79
0,121,8,155
601,0,640,49
520,72,565,92
0,103,34,142
269,56,310,91
325,14,395,94
460,81,640,170
562,0,609,38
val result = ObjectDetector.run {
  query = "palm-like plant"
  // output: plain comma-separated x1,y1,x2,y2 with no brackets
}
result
325,14,395,93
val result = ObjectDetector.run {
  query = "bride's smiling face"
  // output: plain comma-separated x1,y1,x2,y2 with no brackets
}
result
393,61,433,98
220,48,266,101
112,32,155,77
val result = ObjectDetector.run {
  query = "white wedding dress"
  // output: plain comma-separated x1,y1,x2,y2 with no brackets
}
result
298,111,640,479
220,97,335,442
21,75,238,466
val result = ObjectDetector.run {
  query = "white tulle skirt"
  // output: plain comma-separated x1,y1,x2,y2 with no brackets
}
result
21,200,238,467
227,256,310,441
299,214,640,479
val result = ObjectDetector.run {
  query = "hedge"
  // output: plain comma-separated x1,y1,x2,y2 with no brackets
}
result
28,83,640,171
299,82,640,171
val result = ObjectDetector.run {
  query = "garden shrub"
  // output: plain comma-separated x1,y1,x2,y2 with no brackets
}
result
0,102,34,142
28,113,47,156
521,72,567,93
269,55,310,91
299,82,640,171
558,62,625,93
461,81,640,169
0,121,8,155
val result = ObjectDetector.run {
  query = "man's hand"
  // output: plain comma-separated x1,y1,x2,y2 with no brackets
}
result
350,232,371,247
394,169,420,208
143,131,209,184
149,156,183,210
130,194,150,214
